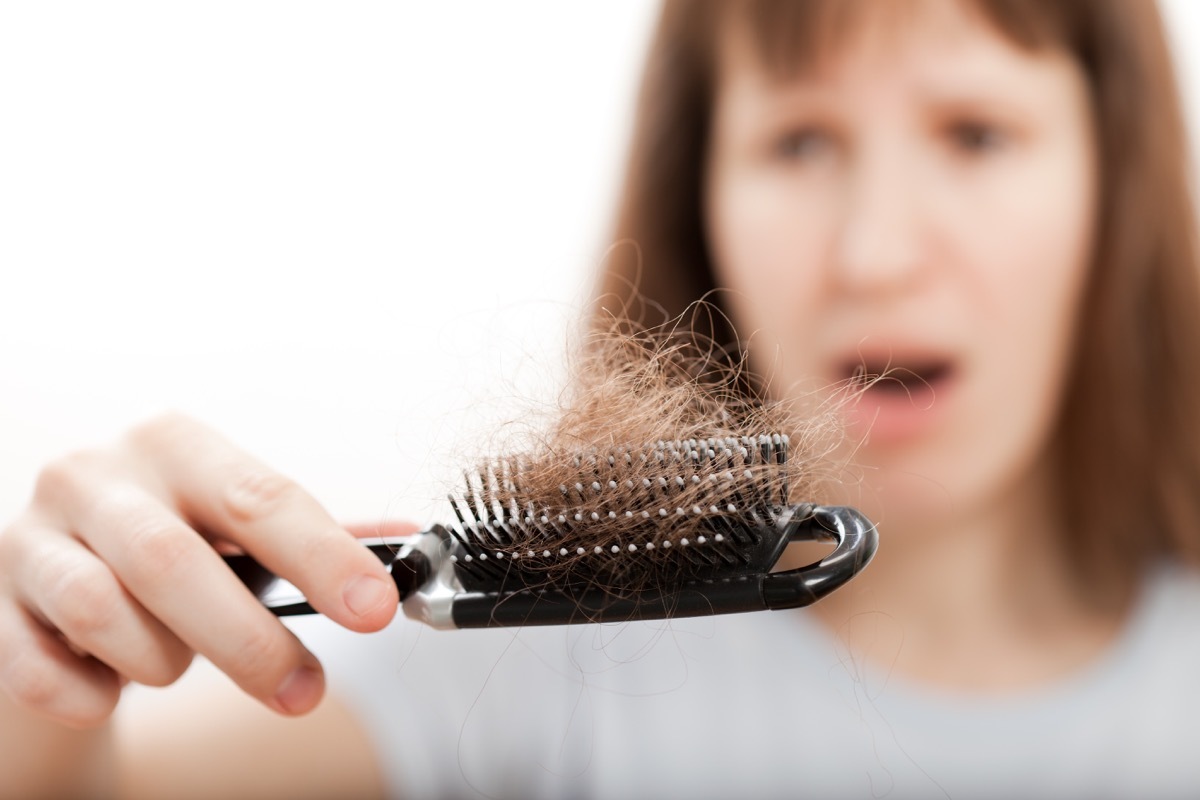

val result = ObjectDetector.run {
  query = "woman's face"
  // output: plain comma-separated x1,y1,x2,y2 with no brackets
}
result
704,3,1096,526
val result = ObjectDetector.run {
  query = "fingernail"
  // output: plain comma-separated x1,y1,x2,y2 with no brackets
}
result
343,574,391,617
274,666,323,714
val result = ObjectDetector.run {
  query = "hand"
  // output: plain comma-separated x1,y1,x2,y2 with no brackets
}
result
0,413,407,728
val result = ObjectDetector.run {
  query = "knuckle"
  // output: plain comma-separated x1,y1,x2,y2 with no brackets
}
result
295,530,350,572
1,650,60,710
44,558,122,637
33,449,102,507
124,516,195,580
61,701,118,730
0,518,30,572
137,647,194,688
124,412,198,454
227,627,292,687
84,490,196,581
221,469,300,524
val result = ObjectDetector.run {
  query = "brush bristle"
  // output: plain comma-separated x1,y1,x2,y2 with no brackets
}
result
445,434,799,596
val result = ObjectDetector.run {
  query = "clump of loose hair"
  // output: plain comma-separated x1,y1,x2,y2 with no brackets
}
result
445,306,846,599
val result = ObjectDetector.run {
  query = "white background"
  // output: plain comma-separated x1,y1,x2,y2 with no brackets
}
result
1,1,1198,527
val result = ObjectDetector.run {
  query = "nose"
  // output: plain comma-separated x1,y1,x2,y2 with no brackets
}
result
833,148,926,296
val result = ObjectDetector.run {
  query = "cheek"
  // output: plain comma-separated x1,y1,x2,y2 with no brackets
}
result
938,148,1094,502
968,153,1093,396
705,172,832,376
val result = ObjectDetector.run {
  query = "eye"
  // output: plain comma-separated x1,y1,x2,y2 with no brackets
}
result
945,119,1007,155
772,127,835,162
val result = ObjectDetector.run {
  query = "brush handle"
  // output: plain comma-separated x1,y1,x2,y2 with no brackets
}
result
223,536,433,616
224,508,878,626
761,505,878,609
443,505,878,627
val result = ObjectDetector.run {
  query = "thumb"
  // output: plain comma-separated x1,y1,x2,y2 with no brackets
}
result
342,520,422,540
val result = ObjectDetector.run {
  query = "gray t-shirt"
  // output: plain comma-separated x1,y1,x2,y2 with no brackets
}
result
291,563,1200,799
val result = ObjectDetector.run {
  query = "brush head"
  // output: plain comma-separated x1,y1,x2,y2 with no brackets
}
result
444,434,805,598
227,431,874,627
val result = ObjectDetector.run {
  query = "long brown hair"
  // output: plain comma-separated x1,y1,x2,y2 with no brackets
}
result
596,0,1200,595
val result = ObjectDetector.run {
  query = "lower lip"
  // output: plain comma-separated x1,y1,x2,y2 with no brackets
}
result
842,372,955,444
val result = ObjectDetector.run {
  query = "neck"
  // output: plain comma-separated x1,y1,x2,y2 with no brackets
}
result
800,458,1134,691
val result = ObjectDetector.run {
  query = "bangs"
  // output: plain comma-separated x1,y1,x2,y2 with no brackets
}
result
722,0,1080,79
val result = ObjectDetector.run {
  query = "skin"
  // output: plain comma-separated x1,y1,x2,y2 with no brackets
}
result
0,2,1130,796
704,3,1121,687
0,414,398,796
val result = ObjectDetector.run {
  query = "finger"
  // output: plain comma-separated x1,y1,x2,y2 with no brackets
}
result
62,482,329,715
343,520,422,540
10,524,193,688
0,599,121,728
127,415,398,632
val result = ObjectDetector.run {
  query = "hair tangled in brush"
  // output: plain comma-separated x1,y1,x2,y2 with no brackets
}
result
446,306,847,599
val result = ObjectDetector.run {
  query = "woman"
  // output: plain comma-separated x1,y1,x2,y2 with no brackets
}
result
4,1,1200,797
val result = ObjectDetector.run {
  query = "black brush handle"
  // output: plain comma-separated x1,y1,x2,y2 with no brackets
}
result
223,538,432,616
761,505,878,609
449,505,878,627
449,579,771,628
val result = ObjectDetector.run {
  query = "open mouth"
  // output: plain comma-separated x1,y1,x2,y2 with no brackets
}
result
843,359,954,396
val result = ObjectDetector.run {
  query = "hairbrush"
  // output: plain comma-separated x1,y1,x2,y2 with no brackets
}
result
224,435,876,628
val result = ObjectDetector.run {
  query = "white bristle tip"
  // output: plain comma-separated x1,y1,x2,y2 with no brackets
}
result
611,545,620,553
576,547,586,555
542,550,551,558
594,546,603,554
697,536,707,544
715,534,725,542
663,540,672,548
591,512,600,521
628,543,638,552
681,538,690,546
559,548,569,556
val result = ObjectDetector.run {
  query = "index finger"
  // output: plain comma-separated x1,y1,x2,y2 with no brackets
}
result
126,415,399,633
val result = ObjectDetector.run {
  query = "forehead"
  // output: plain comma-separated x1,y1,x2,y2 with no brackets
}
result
714,0,1053,85
711,0,1077,106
